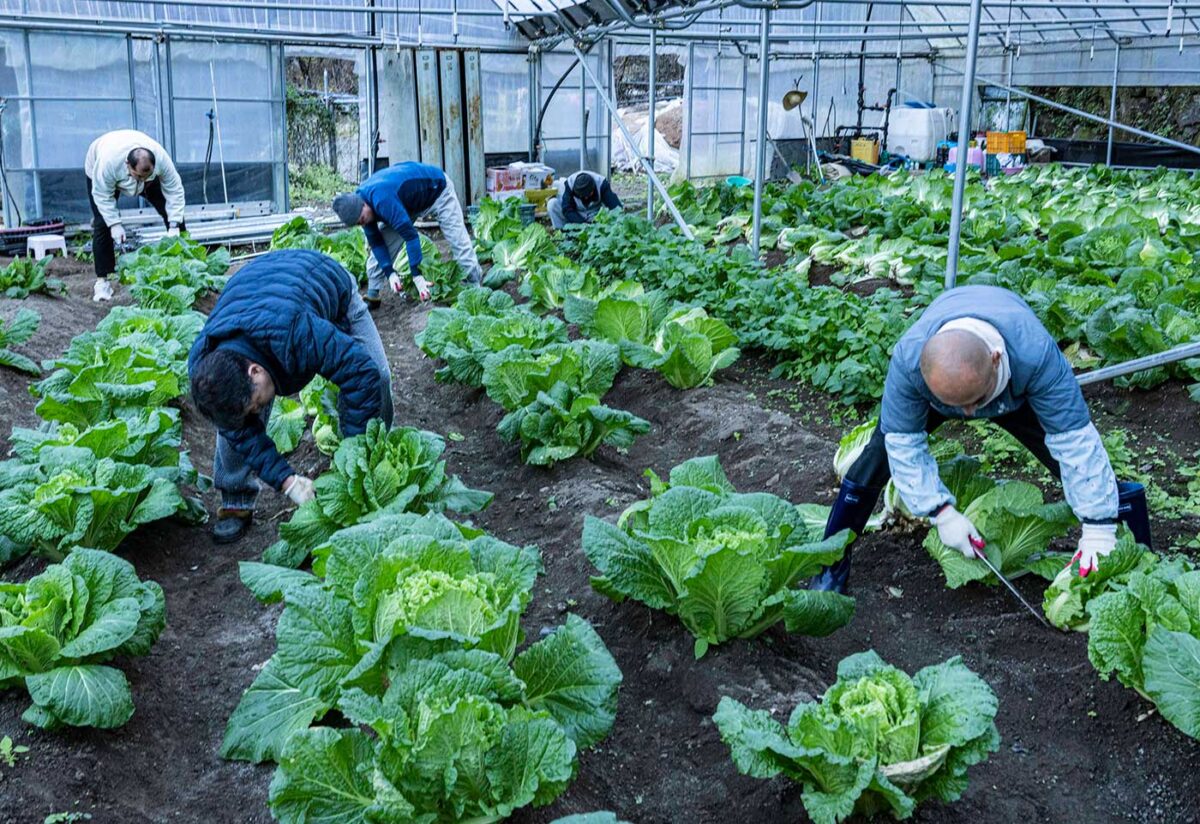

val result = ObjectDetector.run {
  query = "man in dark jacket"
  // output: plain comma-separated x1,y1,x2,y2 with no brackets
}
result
809,285,1152,593
188,249,394,543
332,162,481,308
548,170,623,229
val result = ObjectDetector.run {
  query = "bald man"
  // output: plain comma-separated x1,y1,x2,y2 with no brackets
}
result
810,284,1151,593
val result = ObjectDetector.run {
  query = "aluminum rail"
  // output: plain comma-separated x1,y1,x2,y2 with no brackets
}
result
1106,43,1121,166
945,0,984,290
750,6,772,257
933,63,1200,158
647,25,657,219
570,43,694,241
1076,341,1200,387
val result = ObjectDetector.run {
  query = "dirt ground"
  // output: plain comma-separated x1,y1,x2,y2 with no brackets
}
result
1,253,1199,824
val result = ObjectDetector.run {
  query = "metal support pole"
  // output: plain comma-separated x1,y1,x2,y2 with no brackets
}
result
739,53,749,175
1003,48,1013,130
647,25,657,218
579,55,587,170
750,7,771,257
685,43,695,178
945,0,983,290
1106,42,1120,166
1076,341,1200,387
572,44,693,240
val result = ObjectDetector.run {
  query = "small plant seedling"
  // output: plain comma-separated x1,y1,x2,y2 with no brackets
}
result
447,431,465,442
1,735,30,767
45,814,92,824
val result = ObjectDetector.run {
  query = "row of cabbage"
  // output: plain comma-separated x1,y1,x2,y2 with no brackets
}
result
0,238,229,731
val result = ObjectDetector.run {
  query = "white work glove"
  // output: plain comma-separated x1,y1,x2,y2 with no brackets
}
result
933,505,984,559
111,224,127,245
166,225,180,238
1073,523,1117,578
282,475,316,506
411,274,432,302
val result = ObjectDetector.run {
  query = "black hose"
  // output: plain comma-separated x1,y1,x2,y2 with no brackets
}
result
531,57,580,162
203,109,215,205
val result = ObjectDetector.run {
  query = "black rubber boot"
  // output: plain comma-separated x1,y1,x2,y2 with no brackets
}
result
808,479,883,594
211,509,253,544
1117,481,1153,550
363,291,382,311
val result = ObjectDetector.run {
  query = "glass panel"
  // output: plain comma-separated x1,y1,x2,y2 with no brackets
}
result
33,100,133,169
171,100,273,163
481,53,529,153
0,98,34,169
0,30,28,97
30,33,130,99
132,38,165,141
170,40,275,101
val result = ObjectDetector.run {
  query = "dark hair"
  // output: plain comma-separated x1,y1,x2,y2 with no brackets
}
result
192,349,254,430
571,173,598,205
127,147,156,171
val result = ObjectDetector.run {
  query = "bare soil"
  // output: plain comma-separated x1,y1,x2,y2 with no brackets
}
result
1,254,1199,824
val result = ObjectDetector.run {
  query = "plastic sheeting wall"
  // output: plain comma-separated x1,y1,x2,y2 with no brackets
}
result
0,28,285,225
481,52,530,154
538,45,611,178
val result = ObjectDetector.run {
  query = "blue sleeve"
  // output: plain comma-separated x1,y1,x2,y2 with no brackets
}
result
362,223,394,275
372,193,422,278
561,193,585,225
293,316,384,436
223,419,294,490
600,180,622,210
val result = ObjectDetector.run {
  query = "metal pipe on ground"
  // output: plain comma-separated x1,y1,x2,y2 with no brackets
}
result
945,0,985,290
570,44,694,241
1076,341,1200,387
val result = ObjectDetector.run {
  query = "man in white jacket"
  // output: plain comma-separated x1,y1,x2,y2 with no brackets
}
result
84,129,186,302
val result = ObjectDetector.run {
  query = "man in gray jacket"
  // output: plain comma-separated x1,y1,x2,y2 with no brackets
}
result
810,285,1151,593
84,129,186,302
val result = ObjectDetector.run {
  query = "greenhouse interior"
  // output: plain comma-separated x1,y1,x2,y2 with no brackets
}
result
1,1,1199,823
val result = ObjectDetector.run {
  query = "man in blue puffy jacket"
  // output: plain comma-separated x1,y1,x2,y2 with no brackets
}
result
810,285,1152,594
188,249,394,543
332,162,482,308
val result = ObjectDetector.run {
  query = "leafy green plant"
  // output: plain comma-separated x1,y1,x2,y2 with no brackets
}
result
0,734,29,766
497,381,650,466
266,376,341,456
0,445,198,560
0,549,165,729
714,650,1000,824
1042,530,1154,631
582,455,855,658
416,287,567,386
287,163,353,207
470,197,524,263
116,236,230,312
1085,553,1200,738
0,256,65,299
520,256,608,314
269,215,367,284
264,420,492,568
481,340,622,412
923,456,1076,588
482,222,556,288
0,308,41,375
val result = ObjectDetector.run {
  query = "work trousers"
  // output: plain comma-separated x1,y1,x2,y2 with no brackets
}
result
214,286,394,510
86,176,181,279
365,178,482,293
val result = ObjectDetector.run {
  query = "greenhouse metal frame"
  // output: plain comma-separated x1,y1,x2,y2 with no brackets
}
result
1,0,1198,295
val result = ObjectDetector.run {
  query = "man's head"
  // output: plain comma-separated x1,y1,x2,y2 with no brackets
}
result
571,173,599,206
333,193,373,227
191,350,276,431
126,148,156,182
919,329,1002,417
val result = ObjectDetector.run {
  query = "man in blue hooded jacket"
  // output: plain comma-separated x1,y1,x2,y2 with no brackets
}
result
188,249,394,543
810,285,1152,593
332,162,481,308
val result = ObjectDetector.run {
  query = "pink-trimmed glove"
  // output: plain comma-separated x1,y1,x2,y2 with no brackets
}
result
933,505,984,559
1073,523,1117,578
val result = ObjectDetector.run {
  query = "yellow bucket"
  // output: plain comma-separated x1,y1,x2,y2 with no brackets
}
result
850,138,880,164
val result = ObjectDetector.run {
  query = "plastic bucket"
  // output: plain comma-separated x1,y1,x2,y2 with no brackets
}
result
726,175,752,187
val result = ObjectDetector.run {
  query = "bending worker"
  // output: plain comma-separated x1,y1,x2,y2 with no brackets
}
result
332,162,481,307
810,284,1151,594
85,128,186,302
187,249,393,544
548,170,623,229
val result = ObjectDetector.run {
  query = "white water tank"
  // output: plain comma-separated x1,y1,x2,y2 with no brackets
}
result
887,106,954,162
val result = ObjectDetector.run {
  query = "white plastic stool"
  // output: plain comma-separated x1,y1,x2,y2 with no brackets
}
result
27,234,67,260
